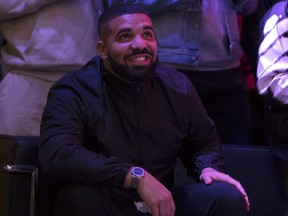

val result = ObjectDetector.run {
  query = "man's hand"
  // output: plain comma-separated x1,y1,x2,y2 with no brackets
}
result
200,167,250,211
137,171,175,216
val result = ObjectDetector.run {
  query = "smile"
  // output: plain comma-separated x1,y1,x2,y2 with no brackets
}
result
127,54,152,63
131,56,147,62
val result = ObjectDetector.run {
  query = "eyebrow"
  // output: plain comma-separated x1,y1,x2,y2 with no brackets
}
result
143,26,154,32
115,25,154,37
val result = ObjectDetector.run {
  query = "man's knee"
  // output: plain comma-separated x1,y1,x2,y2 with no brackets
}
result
200,182,246,216
172,182,246,216
211,182,245,208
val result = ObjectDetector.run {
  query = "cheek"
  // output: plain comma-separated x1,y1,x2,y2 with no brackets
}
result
107,44,128,62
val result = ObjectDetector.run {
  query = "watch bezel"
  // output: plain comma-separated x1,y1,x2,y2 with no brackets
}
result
131,166,145,179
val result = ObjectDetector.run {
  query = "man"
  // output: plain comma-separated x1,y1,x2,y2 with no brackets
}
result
257,1,288,215
40,4,249,216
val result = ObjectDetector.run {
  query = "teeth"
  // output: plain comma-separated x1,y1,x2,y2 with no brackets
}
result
132,56,146,62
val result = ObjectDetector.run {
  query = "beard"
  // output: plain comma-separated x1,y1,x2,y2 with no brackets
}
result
108,49,157,83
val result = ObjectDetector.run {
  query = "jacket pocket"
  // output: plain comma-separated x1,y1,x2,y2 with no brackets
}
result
153,11,202,51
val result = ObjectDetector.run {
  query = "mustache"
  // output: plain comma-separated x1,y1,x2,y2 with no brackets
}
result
123,49,154,61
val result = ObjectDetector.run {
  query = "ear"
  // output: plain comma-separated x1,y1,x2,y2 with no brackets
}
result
96,41,108,59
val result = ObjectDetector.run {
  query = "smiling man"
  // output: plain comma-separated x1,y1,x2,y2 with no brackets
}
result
39,4,249,216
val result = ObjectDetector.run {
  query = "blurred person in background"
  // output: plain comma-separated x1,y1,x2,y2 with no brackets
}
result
257,1,288,215
241,0,281,147
0,0,104,136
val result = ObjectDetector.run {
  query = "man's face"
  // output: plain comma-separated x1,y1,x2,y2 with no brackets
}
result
98,13,158,83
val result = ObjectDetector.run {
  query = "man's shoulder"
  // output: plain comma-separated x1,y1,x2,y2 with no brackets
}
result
259,1,288,44
52,56,102,92
56,56,101,83
272,1,287,16
261,1,288,24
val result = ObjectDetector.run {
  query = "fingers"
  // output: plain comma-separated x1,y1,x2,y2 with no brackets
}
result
137,171,175,216
151,199,175,216
244,194,250,212
227,177,250,211
158,201,172,216
157,193,176,216
169,197,176,216
200,175,213,185
200,169,250,212
221,175,249,207
151,206,159,216
146,190,175,216
222,176,251,211
216,174,250,211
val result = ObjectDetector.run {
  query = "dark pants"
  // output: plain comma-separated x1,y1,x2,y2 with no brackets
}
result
179,68,252,145
52,182,246,216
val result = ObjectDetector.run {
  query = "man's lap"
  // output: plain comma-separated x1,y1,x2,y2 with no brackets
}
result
52,182,245,216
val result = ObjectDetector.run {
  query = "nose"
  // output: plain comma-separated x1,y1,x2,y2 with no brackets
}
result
131,35,146,50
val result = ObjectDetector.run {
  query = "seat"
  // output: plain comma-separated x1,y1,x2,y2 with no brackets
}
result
0,135,55,216
222,144,286,216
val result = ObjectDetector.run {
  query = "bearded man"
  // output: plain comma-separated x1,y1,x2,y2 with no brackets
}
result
39,3,249,216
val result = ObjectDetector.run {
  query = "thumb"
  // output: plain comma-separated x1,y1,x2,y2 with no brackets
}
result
200,175,213,185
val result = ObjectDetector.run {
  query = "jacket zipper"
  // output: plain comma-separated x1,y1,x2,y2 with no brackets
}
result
132,85,142,165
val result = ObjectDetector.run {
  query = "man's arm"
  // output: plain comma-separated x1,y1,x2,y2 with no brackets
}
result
39,85,131,188
178,78,250,211
178,80,225,179
0,0,59,20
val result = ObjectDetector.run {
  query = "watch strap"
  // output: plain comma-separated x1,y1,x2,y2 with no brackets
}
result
130,176,140,189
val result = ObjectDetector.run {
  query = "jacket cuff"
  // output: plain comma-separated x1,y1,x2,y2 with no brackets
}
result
115,163,132,187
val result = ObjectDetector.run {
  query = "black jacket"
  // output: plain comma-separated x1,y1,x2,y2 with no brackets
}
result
39,56,224,201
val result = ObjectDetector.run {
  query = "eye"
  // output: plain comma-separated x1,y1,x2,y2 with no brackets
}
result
143,31,155,40
118,33,131,42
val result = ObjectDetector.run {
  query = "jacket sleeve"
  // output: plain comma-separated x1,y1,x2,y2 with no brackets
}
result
178,79,225,181
0,0,59,21
234,0,259,16
104,0,185,15
39,81,131,187
257,12,288,105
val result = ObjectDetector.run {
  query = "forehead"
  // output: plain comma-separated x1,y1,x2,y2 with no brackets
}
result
108,13,153,32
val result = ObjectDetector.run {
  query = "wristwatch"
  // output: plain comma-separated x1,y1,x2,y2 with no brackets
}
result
130,166,145,189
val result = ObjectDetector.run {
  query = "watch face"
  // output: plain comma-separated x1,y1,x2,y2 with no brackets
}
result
132,167,144,177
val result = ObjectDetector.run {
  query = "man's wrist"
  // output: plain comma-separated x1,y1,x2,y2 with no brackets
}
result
130,166,145,189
